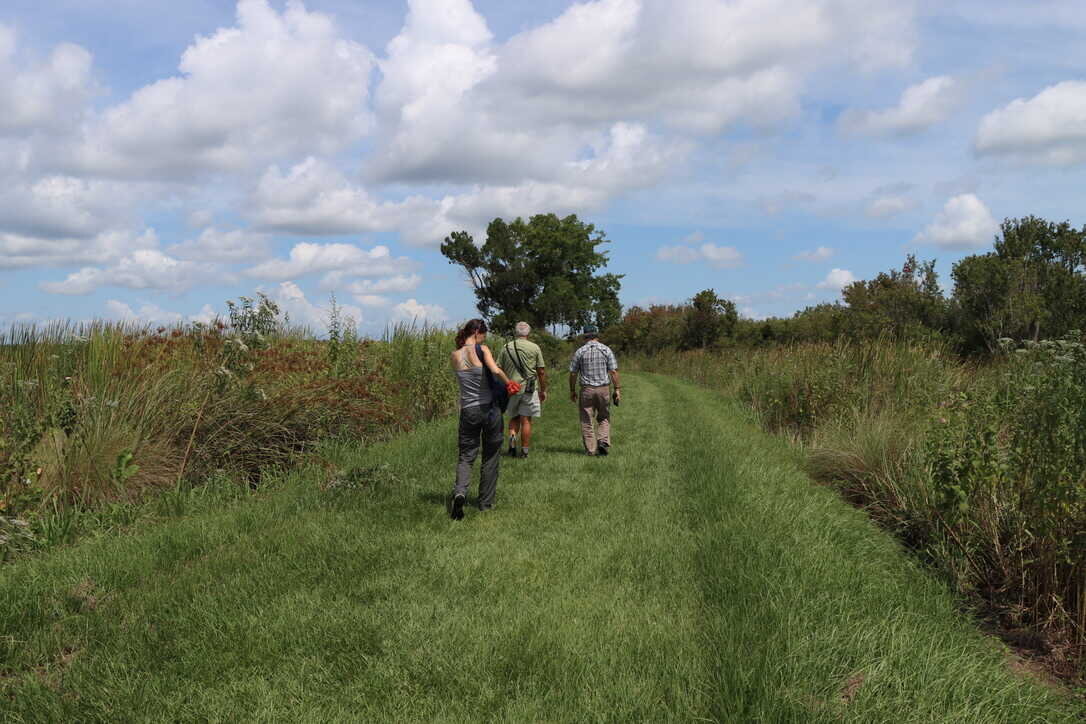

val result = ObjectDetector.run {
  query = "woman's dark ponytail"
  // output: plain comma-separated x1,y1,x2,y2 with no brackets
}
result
455,318,487,348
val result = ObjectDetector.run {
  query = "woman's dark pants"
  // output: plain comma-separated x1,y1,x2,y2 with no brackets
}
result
454,404,503,509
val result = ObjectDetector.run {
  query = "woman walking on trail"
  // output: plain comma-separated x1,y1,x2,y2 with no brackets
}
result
449,319,517,520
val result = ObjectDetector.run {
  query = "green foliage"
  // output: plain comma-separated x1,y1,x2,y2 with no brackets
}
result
733,303,853,346
922,334,1086,636
680,289,738,350
841,255,951,342
225,292,281,347
378,322,458,424
441,213,623,334
0,515,35,560
110,451,140,490
632,337,1086,666
605,290,738,354
699,217,1085,356
952,217,1086,353
603,304,684,354
0,310,458,535
325,293,361,378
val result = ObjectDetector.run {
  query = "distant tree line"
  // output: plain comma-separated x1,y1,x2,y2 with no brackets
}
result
442,214,1085,356
604,216,1086,356
604,289,738,354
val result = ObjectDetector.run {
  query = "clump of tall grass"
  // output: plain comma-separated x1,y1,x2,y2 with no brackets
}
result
379,321,458,423
0,298,459,541
632,334,1086,672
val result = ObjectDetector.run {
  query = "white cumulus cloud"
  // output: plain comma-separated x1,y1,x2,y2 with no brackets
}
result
244,242,417,282
975,80,1086,165
839,76,960,136
369,0,545,184
41,249,222,295
817,268,857,290
913,194,999,249
365,0,915,188
343,274,422,296
866,195,917,219
251,123,681,247
168,227,271,263
250,157,413,235
0,227,157,269
267,280,363,331
497,0,913,134
0,174,143,243
657,242,744,269
353,294,391,308
793,246,834,262
64,0,374,179
393,298,447,324
0,26,95,135
105,300,218,326
105,300,183,325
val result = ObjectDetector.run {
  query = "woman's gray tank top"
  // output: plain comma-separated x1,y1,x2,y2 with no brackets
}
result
455,347,492,409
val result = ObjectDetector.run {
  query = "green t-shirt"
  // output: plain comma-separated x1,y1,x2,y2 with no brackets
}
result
498,339,545,385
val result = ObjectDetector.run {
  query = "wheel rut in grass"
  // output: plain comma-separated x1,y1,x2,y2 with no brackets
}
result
355,372,711,720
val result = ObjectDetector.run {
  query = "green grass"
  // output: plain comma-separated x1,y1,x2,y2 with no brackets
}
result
630,340,1086,662
1,374,1080,721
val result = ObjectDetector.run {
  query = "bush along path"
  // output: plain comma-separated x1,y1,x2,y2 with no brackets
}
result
1,374,1081,721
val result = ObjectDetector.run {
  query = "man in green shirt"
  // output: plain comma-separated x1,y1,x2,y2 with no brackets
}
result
497,321,547,458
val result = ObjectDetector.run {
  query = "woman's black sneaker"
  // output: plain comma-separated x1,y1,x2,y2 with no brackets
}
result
450,493,466,520
597,442,609,456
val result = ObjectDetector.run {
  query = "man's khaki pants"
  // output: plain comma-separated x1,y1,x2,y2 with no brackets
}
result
579,385,611,454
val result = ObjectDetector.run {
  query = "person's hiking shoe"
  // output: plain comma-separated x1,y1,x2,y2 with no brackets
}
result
517,450,529,459
449,493,466,521
597,441,609,456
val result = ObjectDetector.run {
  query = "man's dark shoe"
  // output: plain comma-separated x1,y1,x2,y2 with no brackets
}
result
450,493,466,520
597,442,609,456
517,450,529,459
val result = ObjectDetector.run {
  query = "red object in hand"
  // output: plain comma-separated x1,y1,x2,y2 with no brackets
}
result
506,381,521,395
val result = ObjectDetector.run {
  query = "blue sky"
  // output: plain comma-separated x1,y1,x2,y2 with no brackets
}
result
2,0,1085,332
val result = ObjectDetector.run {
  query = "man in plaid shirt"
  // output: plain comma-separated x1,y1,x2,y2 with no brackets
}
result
568,325,621,456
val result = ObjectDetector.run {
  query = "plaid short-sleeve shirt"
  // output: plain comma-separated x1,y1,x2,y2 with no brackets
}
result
569,340,618,387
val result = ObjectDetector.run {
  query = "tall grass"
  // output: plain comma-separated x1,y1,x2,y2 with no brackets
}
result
631,336,1086,676
380,322,458,423
0,315,459,556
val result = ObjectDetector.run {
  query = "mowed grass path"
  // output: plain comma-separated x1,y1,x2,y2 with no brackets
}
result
2,374,1081,722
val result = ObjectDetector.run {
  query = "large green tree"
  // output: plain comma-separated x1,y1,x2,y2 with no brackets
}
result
840,254,950,340
440,214,623,334
680,289,738,350
952,216,1086,352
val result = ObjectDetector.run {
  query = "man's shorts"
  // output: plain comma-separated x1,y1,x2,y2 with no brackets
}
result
507,389,541,418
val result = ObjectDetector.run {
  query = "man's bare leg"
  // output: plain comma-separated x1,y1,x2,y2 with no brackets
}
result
520,416,533,452
507,416,522,454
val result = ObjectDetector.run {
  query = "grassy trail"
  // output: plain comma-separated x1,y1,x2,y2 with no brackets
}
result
1,374,1081,722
